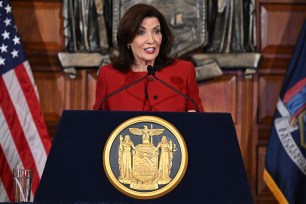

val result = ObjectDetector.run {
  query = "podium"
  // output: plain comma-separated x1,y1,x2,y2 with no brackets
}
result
35,110,253,203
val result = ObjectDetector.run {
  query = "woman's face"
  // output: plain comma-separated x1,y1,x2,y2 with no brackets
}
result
130,17,162,66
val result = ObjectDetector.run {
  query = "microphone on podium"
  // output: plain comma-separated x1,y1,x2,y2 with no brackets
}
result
147,65,200,112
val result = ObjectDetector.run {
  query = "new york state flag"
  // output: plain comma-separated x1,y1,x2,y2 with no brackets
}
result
264,20,306,204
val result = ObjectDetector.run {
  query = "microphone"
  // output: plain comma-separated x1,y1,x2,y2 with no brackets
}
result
147,65,200,112
147,65,156,76
98,70,151,110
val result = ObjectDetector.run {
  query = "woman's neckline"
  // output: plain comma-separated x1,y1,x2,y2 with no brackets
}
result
131,64,152,72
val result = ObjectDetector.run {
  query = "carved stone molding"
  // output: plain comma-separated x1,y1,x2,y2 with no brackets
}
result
192,53,262,78
58,52,110,78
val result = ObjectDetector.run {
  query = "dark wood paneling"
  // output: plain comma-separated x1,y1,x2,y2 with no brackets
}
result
198,74,237,119
32,71,65,138
86,70,99,110
257,146,268,195
259,2,306,59
258,74,285,123
11,1,64,69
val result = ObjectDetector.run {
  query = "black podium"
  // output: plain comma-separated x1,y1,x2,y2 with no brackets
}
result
35,111,253,203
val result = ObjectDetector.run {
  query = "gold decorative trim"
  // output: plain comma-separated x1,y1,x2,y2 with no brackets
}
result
103,115,188,199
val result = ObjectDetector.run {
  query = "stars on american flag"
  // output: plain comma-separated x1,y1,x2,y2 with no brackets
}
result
0,0,11,13
12,35,20,44
1,30,10,39
0,56,4,65
0,43,7,52
0,0,24,73
4,17,11,26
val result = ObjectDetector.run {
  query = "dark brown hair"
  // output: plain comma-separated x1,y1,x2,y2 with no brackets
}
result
111,3,174,72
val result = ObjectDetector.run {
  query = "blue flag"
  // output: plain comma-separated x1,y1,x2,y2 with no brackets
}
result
264,20,306,204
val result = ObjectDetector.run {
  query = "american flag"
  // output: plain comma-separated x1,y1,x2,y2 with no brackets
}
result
0,0,51,201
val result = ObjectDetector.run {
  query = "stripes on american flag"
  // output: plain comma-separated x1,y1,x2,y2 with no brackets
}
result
0,0,51,201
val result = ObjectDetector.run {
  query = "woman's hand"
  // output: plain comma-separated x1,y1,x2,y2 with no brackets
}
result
188,110,196,112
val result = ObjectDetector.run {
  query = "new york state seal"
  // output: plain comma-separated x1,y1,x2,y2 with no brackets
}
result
103,116,188,199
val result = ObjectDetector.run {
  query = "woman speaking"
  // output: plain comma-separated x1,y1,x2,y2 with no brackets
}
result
93,3,204,112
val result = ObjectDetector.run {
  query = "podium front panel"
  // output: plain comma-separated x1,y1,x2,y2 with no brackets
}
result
35,111,253,203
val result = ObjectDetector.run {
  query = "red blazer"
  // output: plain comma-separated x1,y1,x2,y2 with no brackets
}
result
93,59,204,112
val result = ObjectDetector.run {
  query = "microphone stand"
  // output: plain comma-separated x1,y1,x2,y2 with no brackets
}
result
98,73,149,110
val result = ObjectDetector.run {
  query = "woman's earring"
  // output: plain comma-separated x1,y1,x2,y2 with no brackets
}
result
127,44,131,49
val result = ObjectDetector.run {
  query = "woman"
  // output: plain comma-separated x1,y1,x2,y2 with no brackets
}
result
93,3,204,112
118,135,134,184
156,136,175,184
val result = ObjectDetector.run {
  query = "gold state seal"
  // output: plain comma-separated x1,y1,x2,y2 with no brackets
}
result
103,116,188,199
